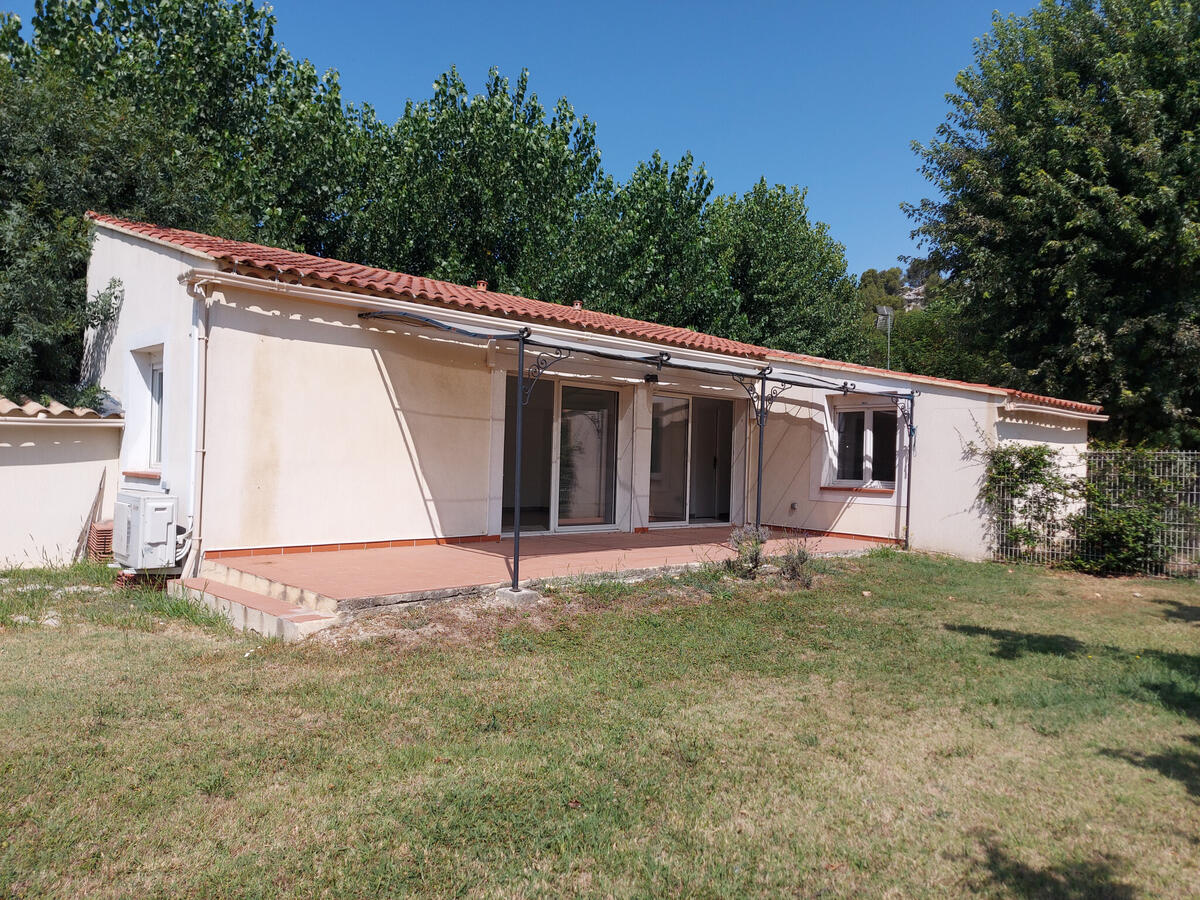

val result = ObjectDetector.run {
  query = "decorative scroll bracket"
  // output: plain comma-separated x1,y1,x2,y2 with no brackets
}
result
522,347,573,405
887,391,919,441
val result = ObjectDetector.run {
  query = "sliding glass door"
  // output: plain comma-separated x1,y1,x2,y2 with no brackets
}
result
649,395,690,523
502,375,554,531
557,386,619,527
648,394,733,525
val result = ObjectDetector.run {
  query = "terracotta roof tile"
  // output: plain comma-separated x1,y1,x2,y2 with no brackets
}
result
0,395,121,420
85,212,1104,416
1007,389,1104,415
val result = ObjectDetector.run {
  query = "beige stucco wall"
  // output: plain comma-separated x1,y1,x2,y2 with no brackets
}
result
903,387,997,559
196,296,769,551
748,386,908,543
200,291,496,549
0,424,121,567
745,375,1066,560
84,229,213,522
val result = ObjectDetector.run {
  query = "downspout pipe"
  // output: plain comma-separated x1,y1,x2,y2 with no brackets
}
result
183,284,213,577
904,394,916,550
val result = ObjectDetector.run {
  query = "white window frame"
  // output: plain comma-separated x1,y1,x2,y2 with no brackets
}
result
829,405,899,489
149,360,164,468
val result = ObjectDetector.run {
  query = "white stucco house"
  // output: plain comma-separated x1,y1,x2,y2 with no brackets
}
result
74,211,1105,588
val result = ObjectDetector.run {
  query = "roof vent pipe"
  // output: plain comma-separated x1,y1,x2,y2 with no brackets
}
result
476,279,488,291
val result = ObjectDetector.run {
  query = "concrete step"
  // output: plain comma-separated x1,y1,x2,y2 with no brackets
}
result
198,559,339,614
171,577,339,641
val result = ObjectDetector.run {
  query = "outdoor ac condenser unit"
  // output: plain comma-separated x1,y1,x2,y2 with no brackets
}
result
113,491,178,570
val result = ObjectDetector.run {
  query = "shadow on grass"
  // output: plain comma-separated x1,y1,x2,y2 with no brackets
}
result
969,829,1136,899
1153,598,1200,625
947,621,1200,806
945,623,1200,719
943,624,1084,659
1101,734,1200,800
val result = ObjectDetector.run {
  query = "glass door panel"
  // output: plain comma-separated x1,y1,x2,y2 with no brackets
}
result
502,375,554,531
689,397,733,522
649,395,690,522
558,386,619,527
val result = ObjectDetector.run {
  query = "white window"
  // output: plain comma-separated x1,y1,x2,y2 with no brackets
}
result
149,361,164,467
833,407,898,487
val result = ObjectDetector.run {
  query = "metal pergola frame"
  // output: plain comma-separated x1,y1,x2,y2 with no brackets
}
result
359,309,917,590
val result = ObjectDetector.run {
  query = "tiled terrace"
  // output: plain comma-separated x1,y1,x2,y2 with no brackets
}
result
212,526,884,605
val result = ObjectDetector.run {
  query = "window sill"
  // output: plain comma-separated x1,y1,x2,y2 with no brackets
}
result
820,484,894,495
123,469,162,481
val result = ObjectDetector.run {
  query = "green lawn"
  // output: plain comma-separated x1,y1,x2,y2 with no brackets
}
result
1,552,1198,898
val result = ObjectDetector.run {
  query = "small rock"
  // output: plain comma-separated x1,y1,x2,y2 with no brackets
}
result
1133,592,1143,598
40,612,61,628
862,590,872,598
759,564,781,576
11,614,32,625
52,585,107,599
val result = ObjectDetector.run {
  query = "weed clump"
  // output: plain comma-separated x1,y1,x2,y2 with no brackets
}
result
776,541,814,588
727,524,771,577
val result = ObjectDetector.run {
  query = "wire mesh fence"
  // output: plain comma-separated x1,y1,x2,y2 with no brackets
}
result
992,449,1200,577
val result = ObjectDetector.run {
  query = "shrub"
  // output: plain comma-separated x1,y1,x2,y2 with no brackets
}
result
1066,447,1178,576
776,541,814,587
973,439,1197,576
728,524,770,577
1070,504,1166,576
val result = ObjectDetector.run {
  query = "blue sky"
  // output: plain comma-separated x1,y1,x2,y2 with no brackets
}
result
10,0,1026,276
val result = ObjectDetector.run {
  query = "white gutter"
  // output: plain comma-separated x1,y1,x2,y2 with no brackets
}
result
766,351,1008,398
0,418,124,427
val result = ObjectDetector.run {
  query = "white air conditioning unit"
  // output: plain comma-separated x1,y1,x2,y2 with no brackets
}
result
113,491,179,570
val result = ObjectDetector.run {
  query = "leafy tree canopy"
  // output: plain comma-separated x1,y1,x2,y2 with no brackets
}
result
0,65,230,401
708,181,863,361
907,0,1200,447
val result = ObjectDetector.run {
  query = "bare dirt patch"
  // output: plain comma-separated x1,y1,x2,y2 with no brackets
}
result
314,573,733,650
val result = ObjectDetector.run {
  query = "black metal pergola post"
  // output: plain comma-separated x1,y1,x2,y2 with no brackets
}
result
509,331,571,591
755,370,768,528
512,330,526,590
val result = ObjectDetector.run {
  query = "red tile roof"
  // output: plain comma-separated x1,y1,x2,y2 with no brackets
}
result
86,212,1104,416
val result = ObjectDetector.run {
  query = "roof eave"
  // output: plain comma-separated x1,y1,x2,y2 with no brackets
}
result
1002,399,1108,423
86,212,217,263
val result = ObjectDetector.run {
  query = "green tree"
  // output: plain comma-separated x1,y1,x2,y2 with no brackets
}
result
0,1,883,403
707,181,863,359
0,65,230,402
343,67,602,296
907,0,1200,446
0,0,370,402
579,152,726,332
4,0,365,252
856,267,905,312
